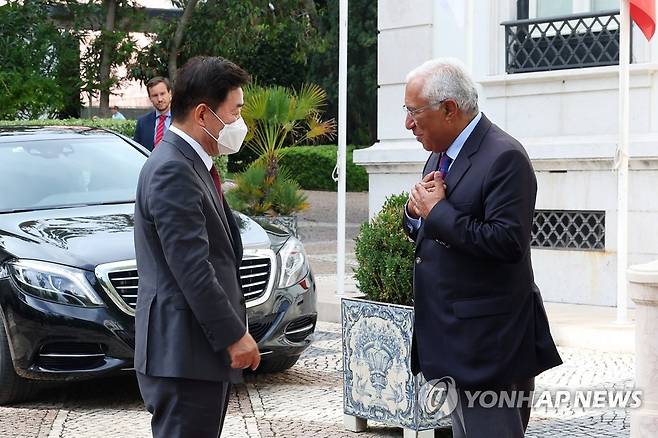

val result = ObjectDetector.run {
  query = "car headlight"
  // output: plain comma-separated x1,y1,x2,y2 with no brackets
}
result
277,236,309,288
8,260,104,307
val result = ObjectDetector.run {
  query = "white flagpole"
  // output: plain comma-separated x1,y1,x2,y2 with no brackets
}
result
616,0,630,323
336,0,348,296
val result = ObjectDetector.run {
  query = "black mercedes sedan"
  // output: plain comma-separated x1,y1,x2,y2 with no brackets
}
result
0,126,317,404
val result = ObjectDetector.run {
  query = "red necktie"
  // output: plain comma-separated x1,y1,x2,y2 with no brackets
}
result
209,164,223,200
154,114,166,147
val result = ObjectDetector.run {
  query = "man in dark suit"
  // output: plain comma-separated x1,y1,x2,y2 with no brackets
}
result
133,77,172,151
133,56,259,438
403,58,563,437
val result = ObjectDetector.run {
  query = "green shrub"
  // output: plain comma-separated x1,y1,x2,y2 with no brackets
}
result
226,161,308,216
353,193,414,305
278,145,368,192
0,118,136,138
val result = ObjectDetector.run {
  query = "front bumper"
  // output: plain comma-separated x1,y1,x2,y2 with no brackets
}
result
0,267,317,381
0,273,135,381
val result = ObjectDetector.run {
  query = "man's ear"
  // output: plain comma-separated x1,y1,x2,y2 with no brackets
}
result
194,104,208,128
443,99,459,120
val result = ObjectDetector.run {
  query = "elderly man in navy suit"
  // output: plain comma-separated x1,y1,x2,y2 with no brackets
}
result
403,58,562,437
133,77,172,151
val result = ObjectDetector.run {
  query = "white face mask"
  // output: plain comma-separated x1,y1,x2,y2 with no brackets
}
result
202,107,248,155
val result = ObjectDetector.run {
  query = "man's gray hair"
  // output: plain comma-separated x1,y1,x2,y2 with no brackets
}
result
406,58,479,115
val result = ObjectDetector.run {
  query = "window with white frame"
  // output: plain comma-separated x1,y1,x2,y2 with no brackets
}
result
503,0,623,73
532,0,619,18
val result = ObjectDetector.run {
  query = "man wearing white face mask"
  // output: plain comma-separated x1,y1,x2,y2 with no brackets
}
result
133,56,259,438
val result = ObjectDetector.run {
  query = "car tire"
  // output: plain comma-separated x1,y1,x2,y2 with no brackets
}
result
0,316,38,405
255,355,300,374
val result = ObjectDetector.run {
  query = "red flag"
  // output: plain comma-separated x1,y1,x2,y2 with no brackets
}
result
631,0,656,41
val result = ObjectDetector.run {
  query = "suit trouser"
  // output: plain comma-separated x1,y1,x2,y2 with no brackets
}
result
450,378,535,438
137,371,231,438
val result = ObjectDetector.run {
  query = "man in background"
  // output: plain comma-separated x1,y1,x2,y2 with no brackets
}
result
133,77,172,151
110,105,126,120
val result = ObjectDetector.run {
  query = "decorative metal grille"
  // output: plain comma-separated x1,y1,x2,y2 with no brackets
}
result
502,10,627,74
532,210,605,250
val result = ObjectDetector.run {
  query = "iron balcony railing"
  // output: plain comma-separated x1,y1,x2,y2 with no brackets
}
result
501,9,629,74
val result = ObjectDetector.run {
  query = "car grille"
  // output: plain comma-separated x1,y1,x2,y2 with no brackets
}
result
95,250,276,316
108,269,139,309
239,257,272,302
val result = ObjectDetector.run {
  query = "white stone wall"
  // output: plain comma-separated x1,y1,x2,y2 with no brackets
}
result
358,0,658,306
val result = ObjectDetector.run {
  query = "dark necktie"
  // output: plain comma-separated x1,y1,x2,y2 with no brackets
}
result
437,153,453,180
154,114,166,147
209,164,223,200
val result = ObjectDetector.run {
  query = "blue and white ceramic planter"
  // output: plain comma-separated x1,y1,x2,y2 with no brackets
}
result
341,298,449,435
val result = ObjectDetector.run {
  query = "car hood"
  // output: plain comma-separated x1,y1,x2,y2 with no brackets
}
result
0,203,271,271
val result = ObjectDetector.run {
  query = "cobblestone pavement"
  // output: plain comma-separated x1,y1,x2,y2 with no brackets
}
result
0,322,635,438
0,193,638,437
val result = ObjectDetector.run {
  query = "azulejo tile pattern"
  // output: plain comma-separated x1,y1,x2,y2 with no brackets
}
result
341,298,446,431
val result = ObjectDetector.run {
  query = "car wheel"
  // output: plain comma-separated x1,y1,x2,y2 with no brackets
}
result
0,317,38,405
255,355,300,374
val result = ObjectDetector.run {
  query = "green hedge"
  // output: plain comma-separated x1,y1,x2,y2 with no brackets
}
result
278,145,368,192
0,118,136,138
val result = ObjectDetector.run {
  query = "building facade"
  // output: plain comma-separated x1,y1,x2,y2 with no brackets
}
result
354,0,658,306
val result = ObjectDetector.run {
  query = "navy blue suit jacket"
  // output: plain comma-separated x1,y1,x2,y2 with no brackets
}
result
404,114,562,389
133,111,157,151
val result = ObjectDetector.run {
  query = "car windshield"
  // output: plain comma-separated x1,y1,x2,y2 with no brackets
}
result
0,136,146,213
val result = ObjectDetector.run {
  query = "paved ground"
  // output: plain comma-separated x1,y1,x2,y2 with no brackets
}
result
0,191,638,437
0,322,635,438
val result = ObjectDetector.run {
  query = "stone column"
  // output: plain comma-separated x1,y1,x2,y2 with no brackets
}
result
628,260,658,437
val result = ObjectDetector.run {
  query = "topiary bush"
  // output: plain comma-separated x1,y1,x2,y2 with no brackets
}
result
353,192,414,306
278,145,368,192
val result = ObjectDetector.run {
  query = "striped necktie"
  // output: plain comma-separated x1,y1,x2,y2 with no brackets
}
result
154,114,166,147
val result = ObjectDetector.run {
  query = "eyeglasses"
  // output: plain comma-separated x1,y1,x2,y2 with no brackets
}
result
403,99,446,121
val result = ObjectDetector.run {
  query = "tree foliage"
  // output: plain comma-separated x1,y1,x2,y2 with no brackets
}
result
0,0,143,119
305,0,377,146
71,0,142,115
131,0,377,146
1,0,377,146
0,1,77,119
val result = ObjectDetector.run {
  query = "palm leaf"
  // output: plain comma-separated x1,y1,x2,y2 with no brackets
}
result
293,83,326,120
303,115,336,143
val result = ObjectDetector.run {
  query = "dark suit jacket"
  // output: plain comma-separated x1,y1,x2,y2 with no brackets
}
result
133,129,246,383
133,111,156,151
404,114,562,389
